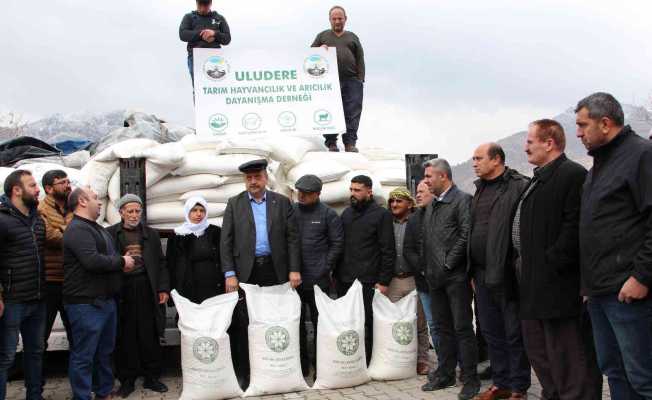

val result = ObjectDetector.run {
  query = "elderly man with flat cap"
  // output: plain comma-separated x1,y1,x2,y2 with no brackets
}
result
220,159,301,389
293,174,343,376
107,194,170,398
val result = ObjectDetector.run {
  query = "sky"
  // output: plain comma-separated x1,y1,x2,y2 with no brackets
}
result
1,0,651,163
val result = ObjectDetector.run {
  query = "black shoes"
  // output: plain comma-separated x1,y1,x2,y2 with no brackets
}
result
116,381,135,398
421,376,456,391
458,379,481,400
143,379,168,393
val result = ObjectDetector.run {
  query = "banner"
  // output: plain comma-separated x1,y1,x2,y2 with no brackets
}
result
193,48,346,137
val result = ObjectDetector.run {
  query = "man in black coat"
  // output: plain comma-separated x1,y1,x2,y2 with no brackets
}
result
469,143,531,400
64,187,135,400
335,175,395,365
420,159,481,400
514,119,602,400
0,170,46,400
179,0,231,86
220,159,301,388
576,92,652,399
293,174,343,376
107,194,170,398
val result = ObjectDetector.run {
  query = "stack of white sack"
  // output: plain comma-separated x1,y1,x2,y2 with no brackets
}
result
73,135,407,227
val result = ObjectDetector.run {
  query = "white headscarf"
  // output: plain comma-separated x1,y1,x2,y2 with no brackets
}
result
174,196,210,237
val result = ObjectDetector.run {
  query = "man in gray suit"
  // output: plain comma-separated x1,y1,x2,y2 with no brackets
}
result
220,159,301,389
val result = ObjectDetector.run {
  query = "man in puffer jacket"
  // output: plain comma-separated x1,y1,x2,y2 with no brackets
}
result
293,175,343,376
0,170,46,400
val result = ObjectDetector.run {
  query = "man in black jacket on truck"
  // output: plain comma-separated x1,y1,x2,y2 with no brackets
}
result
0,170,46,400
293,174,343,376
179,0,231,86
576,92,652,399
335,175,395,365
63,187,135,400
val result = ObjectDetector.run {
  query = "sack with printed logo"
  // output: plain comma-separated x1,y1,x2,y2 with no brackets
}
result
240,283,308,397
171,290,242,400
368,290,418,380
312,280,370,389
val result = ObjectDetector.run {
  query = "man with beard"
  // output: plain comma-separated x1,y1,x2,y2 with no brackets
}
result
335,175,395,365
221,159,301,389
38,170,74,356
64,187,135,400
292,174,343,376
107,194,170,398
311,6,365,152
386,187,431,375
419,159,480,400
576,92,652,399
0,170,46,400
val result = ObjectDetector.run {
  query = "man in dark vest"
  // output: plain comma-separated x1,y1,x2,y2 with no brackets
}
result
107,194,170,398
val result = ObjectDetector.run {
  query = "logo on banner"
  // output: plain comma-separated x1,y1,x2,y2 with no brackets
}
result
304,55,329,78
337,330,360,356
313,109,333,126
193,337,219,364
208,113,229,133
203,55,230,81
278,111,297,128
242,113,262,130
265,326,290,353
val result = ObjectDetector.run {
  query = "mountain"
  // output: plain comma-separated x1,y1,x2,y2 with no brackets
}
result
17,110,126,142
452,104,652,194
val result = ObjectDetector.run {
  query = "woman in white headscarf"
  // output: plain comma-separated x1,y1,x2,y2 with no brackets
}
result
166,196,223,303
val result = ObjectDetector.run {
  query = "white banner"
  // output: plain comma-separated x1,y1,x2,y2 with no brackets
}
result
193,48,345,137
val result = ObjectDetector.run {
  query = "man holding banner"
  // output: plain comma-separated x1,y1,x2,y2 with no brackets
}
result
179,0,231,86
312,6,365,153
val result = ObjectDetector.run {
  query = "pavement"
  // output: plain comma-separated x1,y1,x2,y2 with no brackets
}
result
6,351,612,400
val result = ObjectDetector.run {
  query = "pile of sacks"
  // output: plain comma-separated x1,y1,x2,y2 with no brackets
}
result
79,135,406,228
0,134,407,228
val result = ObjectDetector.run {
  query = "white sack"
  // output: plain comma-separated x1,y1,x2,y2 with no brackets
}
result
313,280,370,389
171,290,242,400
368,290,418,381
376,169,406,186
301,151,371,171
108,170,120,202
80,160,118,199
216,137,273,158
286,160,350,185
240,283,308,397
106,201,121,226
180,183,243,203
140,142,186,165
173,153,261,176
93,138,159,162
147,174,224,200
265,137,318,167
147,202,226,224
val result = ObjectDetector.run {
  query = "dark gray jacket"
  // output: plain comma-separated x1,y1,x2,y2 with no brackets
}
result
469,167,529,288
403,208,430,293
580,126,652,296
179,11,231,56
0,196,45,303
293,201,343,287
423,185,472,289
220,190,300,284
63,215,123,303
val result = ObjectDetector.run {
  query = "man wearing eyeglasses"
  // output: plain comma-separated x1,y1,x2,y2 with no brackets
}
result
38,170,74,359
107,194,170,398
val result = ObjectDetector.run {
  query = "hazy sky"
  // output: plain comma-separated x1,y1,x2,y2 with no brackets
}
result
1,0,651,163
